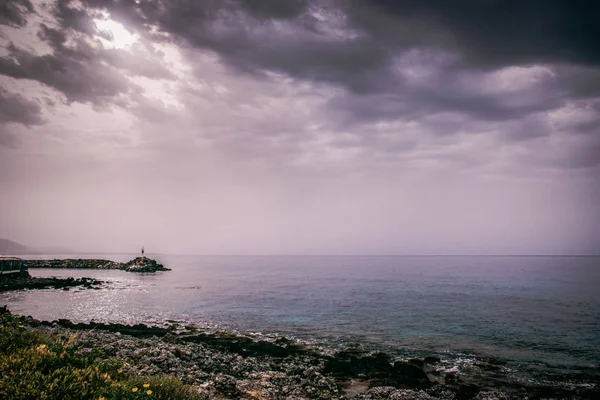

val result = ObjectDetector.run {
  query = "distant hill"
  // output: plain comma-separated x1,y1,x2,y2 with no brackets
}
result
0,239,75,255
0,238,35,255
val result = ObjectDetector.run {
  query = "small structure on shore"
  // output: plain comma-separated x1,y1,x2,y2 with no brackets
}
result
0,257,28,277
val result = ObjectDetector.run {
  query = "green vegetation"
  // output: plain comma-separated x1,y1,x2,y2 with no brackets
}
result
0,311,204,400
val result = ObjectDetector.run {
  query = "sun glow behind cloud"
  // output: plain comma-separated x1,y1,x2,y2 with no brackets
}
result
94,16,138,49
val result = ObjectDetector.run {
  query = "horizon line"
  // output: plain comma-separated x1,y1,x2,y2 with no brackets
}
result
7,252,600,257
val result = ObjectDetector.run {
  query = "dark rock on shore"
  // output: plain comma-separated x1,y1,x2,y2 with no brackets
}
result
37,317,319,358
324,350,432,390
27,256,170,273
424,356,441,364
0,273,103,292
391,361,432,389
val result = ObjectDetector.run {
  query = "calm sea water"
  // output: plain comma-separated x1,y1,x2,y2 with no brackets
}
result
2,255,599,385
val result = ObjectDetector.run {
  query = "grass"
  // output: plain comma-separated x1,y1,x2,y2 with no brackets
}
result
0,311,204,400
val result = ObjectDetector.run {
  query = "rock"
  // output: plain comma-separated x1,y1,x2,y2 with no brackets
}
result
0,274,103,292
456,383,480,400
474,390,508,400
444,372,460,385
122,257,170,272
391,361,432,389
474,361,502,372
424,356,441,364
357,386,435,399
324,351,393,379
324,351,431,390
408,358,426,369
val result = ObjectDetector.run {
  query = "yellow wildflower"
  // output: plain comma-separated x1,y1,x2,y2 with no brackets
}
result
99,397,105,400
132,387,138,392
38,344,47,349
118,369,123,374
146,390,152,395
143,383,150,388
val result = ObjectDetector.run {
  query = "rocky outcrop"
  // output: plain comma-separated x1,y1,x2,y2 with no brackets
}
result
27,257,170,273
122,257,170,272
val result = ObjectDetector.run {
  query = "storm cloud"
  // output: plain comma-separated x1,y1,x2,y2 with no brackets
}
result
0,88,42,125
0,0,598,254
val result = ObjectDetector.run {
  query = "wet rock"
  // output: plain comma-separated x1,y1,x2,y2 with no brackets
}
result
0,274,103,292
180,332,317,358
357,386,435,399
456,383,480,400
392,361,432,389
474,362,502,372
444,372,460,385
409,358,426,369
424,356,441,364
473,390,508,400
325,351,431,390
324,351,393,379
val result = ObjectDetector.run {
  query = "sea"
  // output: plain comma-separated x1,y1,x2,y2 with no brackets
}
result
2,254,599,391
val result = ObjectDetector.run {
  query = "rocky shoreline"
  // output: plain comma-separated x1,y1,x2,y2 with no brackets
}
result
2,307,598,400
27,256,170,272
0,274,103,292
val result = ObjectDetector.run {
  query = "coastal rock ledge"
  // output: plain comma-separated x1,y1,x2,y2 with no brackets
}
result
27,256,170,273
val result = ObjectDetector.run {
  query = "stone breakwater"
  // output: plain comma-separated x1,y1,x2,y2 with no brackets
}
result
5,309,598,400
27,256,170,272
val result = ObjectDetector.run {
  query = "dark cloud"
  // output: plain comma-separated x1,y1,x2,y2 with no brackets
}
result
359,0,600,68
53,0,98,35
4,0,597,117
1,0,599,160
0,88,43,126
0,89,43,148
101,1,600,73
0,38,132,105
69,0,599,125
0,0,34,27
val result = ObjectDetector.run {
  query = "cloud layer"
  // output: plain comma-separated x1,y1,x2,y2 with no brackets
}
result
1,0,599,254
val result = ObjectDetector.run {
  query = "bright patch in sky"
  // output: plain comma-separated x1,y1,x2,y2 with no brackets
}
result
94,17,138,49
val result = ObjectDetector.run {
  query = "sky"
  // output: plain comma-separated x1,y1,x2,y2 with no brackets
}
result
0,0,599,255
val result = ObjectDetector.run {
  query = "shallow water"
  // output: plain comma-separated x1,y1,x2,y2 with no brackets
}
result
2,254,599,386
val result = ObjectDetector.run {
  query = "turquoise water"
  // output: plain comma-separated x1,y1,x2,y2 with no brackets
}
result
2,255,599,386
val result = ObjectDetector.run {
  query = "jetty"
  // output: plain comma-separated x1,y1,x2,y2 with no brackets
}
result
26,256,170,272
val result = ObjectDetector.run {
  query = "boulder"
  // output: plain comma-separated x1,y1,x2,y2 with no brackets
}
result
391,361,431,389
